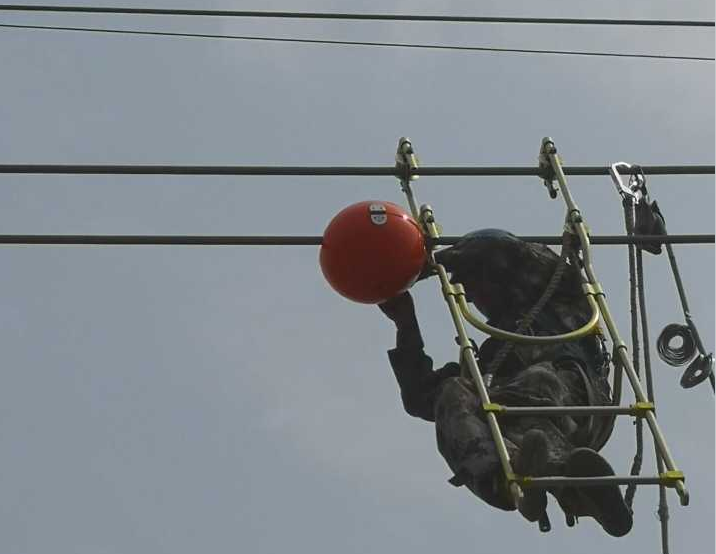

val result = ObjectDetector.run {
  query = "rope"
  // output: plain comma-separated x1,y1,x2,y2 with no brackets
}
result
657,324,696,365
637,248,670,554
623,200,645,510
658,229,715,390
484,232,571,379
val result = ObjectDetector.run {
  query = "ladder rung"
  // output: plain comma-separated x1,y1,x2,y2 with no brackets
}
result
520,475,680,488
491,404,653,417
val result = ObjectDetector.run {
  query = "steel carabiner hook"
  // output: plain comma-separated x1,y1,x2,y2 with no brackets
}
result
610,162,645,203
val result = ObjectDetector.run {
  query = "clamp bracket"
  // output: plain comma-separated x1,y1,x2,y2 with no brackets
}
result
609,162,647,203
395,137,419,184
538,137,559,198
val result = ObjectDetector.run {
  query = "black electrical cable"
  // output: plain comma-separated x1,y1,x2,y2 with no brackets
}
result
1,164,713,176
0,23,713,61
0,5,713,27
0,235,712,246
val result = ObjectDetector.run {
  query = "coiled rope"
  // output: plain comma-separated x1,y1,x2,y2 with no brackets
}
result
657,324,697,366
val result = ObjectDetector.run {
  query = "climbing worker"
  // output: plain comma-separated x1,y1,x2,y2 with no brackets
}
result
379,228,633,536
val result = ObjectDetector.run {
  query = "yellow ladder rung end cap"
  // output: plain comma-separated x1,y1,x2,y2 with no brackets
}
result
630,402,655,416
660,471,685,487
505,473,530,486
482,403,504,413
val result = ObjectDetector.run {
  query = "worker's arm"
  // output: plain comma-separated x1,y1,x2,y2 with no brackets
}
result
380,292,459,421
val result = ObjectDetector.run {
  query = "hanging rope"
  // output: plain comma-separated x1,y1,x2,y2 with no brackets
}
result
636,247,671,554
484,232,572,379
656,241,716,391
623,199,645,510
612,163,671,553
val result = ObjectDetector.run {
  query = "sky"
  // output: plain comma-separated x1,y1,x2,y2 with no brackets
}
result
0,1,714,553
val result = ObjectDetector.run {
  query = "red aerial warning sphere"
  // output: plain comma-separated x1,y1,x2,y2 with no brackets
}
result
320,200,427,304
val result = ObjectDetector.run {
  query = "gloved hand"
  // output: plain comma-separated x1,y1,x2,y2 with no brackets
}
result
378,291,417,325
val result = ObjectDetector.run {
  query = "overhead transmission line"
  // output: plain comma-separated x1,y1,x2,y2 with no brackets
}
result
0,24,712,61
1,164,713,176
0,5,713,27
0,235,712,246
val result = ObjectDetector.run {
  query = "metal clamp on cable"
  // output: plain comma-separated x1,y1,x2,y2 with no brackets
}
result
538,137,559,198
394,137,423,230
395,136,419,184
611,162,666,254
610,162,645,204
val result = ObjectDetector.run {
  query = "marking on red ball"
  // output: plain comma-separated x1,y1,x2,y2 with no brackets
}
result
368,203,387,225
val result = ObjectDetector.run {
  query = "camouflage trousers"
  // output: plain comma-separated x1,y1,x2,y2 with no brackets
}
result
434,360,600,510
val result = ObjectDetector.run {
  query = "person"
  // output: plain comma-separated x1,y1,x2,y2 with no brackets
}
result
379,229,633,536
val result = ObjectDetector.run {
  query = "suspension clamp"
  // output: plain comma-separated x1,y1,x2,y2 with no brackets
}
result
610,162,646,203
419,204,435,224
538,137,559,199
482,402,505,414
395,136,419,185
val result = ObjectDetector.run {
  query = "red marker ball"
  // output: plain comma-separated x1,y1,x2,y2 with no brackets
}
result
320,201,427,304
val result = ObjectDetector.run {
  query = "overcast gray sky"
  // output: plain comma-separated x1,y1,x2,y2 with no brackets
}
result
0,1,714,553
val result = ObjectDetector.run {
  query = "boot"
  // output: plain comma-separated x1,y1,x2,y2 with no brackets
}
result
513,429,549,522
555,448,633,537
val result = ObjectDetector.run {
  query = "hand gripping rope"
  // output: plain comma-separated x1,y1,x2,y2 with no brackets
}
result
394,137,690,537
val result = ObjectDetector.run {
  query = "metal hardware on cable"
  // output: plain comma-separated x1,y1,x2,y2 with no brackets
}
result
612,162,714,391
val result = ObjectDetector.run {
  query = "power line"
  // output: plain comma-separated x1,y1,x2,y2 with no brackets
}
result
1,24,712,62
0,5,712,27
0,235,711,246
0,164,713,176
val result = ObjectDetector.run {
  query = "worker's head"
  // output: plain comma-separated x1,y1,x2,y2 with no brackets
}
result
434,229,518,319
436,229,582,320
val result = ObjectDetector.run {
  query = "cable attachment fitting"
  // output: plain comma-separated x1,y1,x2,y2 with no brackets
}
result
538,137,558,199
395,137,419,184
610,162,646,203
681,353,714,389
611,162,666,254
